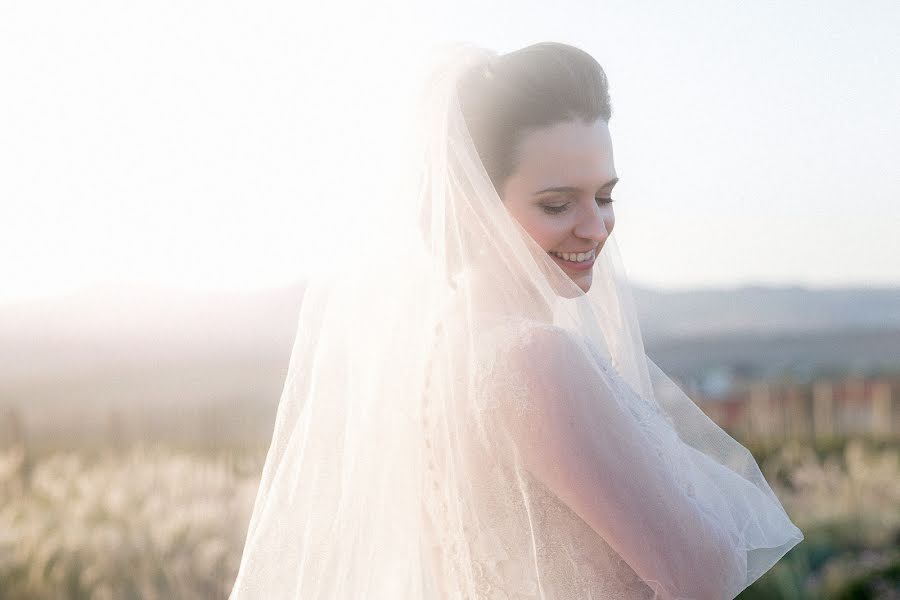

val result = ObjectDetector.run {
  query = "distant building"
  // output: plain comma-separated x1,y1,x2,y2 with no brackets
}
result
693,375,899,442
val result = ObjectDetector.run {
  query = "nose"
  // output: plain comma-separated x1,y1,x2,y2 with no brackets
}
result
573,202,611,246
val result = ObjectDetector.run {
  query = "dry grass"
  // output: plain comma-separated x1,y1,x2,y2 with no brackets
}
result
0,443,262,600
1,437,897,599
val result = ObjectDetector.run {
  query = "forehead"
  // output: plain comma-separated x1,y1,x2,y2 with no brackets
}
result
512,118,615,186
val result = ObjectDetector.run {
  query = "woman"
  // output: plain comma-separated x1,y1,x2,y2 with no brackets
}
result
229,42,803,599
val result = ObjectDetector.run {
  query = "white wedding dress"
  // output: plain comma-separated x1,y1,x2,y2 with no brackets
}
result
228,43,803,600
421,307,803,599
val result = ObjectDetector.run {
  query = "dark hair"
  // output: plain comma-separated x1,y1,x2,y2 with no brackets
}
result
456,42,612,194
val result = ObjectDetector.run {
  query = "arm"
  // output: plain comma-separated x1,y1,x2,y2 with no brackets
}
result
495,326,745,600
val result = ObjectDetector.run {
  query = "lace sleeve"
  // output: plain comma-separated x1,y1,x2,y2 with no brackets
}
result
476,320,748,600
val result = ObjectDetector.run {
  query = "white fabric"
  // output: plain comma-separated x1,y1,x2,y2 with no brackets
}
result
229,42,803,600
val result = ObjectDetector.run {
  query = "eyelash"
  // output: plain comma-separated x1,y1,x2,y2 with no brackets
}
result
542,197,615,215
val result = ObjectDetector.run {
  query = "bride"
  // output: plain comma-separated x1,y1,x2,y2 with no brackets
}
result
229,42,803,599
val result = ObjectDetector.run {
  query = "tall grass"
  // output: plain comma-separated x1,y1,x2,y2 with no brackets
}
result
744,437,900,599
1,437,897,599
0,443,261,600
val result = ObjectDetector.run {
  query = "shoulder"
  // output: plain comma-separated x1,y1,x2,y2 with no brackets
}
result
477,320,620,461
477,318,603,411
497,318,593,375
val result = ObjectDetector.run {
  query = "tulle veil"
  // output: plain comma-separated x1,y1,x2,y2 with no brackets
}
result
228,42,803,599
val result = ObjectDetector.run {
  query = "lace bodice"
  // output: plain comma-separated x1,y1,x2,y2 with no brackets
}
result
445,446,656,600
418,313,804,599
421,317,658,599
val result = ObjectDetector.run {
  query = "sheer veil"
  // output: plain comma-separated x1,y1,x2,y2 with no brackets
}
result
229,42,803,599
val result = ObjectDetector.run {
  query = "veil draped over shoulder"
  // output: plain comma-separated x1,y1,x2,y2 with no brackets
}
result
229,43,803,600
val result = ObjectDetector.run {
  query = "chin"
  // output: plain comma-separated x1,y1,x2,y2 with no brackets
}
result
571,274,592,294
550,275,589,299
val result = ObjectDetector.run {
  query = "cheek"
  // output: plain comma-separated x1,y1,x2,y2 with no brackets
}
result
522,213,570,251
505,203,565,251
602,205,616,234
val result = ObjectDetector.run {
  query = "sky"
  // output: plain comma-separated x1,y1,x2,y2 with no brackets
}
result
1,0,898,305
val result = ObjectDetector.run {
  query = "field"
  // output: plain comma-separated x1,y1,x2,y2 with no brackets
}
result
1,434,897,599
0,441,262,600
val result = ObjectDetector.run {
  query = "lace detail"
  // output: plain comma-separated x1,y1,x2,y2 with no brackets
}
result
460,451,656,599
419,318,662,598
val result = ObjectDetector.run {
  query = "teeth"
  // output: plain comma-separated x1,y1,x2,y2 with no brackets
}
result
552,249,594,263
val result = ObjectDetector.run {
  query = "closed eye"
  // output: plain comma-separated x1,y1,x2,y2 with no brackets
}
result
542,197,614,215
542,203,569,215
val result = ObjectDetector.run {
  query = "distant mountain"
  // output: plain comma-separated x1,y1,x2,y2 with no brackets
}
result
1,282,305,383
631,285,900,342
2,281,898,446
645,327,900,385
630,285,900,391
1,283,306,447
4,282,898,386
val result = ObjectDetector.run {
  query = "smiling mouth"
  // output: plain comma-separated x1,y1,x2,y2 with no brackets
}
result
549,246,599,263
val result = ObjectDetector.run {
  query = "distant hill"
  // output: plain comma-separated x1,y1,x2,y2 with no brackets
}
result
3,282,898,387
2,282,898,447
631,284,900,342
645,327,900,385
0,282,305,383
630,284,900,392
1,283,306,448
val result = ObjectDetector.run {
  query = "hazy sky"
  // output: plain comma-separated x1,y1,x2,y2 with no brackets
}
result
1,0,898,305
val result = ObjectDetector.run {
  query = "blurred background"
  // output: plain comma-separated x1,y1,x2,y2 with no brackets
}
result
1,0,898,598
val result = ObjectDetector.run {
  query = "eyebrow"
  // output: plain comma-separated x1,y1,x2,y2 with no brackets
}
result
533,177,619,196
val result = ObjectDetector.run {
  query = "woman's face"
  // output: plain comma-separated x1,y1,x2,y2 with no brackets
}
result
500,118,617,294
